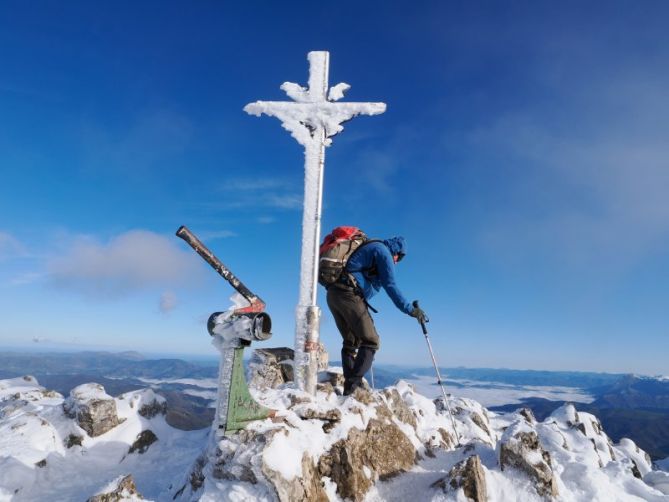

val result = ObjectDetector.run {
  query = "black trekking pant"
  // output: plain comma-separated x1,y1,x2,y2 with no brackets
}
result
326,285,380,352
326,285,379,387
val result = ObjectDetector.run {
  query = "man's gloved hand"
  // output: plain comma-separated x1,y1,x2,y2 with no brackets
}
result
409,304,427,323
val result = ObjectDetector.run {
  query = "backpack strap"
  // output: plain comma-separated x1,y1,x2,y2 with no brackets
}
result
350,239,383,262
340,238,382,284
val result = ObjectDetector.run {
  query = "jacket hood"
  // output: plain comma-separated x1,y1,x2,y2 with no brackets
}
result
383,236,406,257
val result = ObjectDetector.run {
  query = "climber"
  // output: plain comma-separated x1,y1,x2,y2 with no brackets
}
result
325,235,426,395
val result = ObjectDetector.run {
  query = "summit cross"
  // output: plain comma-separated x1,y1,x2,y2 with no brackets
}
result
244,51,386,395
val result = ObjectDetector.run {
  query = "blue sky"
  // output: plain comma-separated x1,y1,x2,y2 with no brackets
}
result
1,1,667,374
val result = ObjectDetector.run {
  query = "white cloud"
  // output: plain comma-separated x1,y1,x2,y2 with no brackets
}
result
0,232,26,261
159,290,178,314
10,272,44,286
220,178,291,192
469,113,669,267
264,194,302,209
213,178,302,210
197,229,237,240
46,230,205,298
458,66,669,270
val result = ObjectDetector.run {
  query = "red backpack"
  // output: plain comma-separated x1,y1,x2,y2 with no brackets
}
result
318,226,368,286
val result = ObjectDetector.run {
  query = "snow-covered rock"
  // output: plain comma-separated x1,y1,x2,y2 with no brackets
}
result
318,406,416,500
381,387,417,430
172,376,668,501
0,376,207,501
133,389,167,419
247,346,331,391
128,430,158,455
499,419,559,498
247,347,296,389
2,372,669,501
87,474,144,501
175,385,418,502
63,383,121,437
432,454,487,502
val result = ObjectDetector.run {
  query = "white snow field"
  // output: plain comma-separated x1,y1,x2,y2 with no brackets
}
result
0,376,207,501
405,375,594,407
2,373,669,501
188,379,669,502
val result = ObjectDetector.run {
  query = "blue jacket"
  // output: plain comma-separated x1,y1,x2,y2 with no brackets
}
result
345,237,413,314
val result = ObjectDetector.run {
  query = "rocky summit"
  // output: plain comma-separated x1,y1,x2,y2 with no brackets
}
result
2,364,669,501
172,355,669,502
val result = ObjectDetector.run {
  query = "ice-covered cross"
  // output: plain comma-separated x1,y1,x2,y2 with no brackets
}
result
244,51,386,394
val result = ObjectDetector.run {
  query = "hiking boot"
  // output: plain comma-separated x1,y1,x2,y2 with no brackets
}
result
341,347,356,380
343,378,359,396
351,346,375,381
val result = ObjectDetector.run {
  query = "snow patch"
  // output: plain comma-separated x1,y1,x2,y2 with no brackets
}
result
2,371,667,501
263,430,305,480
0,376,207,500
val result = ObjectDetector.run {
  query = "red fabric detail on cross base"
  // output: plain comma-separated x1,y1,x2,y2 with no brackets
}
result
319,226,363,254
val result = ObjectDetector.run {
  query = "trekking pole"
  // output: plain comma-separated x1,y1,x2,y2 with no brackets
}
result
370,365,375,390
413,301,461,446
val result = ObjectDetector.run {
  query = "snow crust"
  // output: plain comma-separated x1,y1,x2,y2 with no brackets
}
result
244,100,386,147
91,475,144,501
69,382,112,402
244,52,385,148
2,372,668,501
0,376,207,501
646,470,669,495
210,292,252,342
193,377,669,502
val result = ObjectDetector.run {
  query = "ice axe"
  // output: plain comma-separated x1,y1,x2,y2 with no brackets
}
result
413,300,461,446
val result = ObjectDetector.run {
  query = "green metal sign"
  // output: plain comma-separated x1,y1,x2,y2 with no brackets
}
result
224,347,274,434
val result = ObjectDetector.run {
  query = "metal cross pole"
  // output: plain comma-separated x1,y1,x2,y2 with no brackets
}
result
244,51,386,394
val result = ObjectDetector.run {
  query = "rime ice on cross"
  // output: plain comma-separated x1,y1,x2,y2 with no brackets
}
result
244,51,386,395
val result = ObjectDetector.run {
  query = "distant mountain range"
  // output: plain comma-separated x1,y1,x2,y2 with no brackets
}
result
592,374,669,409
0,351,217,380
0,351,218,430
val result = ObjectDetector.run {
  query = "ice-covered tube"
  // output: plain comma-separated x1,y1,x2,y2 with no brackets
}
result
208,311,272,342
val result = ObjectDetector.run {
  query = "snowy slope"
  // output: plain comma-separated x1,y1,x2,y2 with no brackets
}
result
0,376,207,501
2,372,669,501
176,375,669,502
